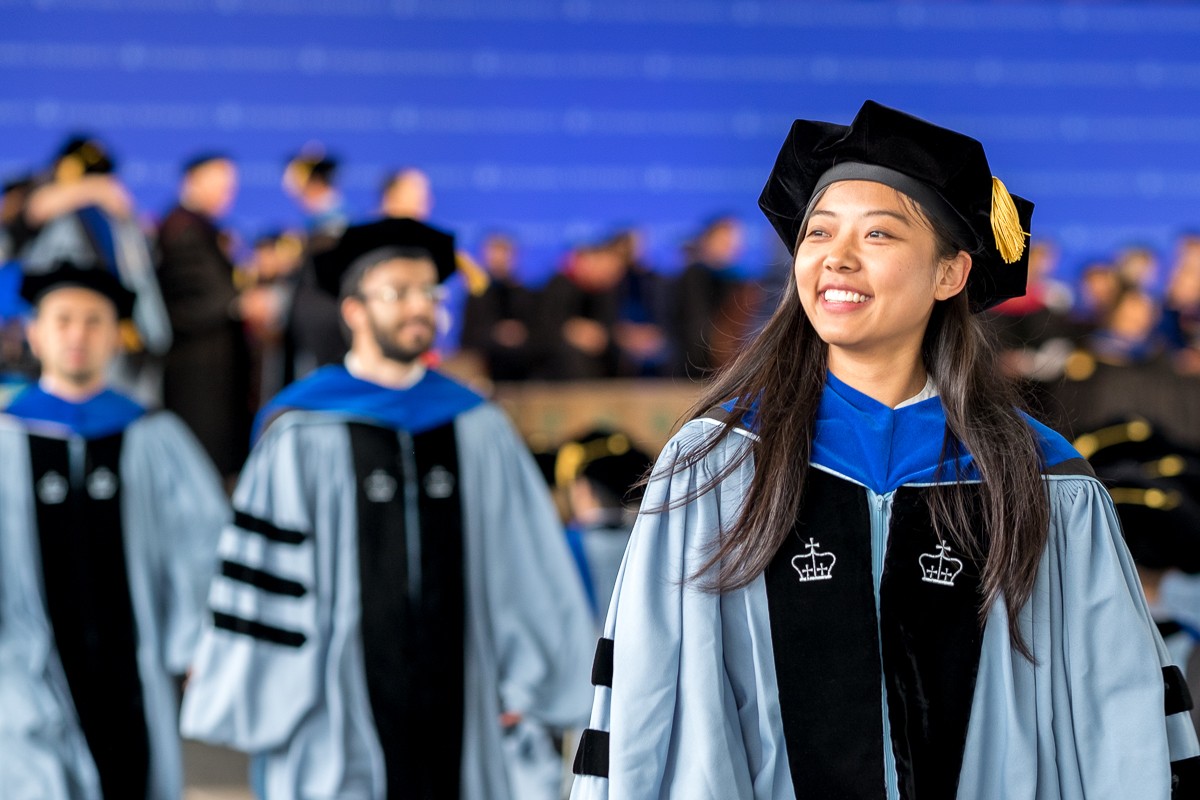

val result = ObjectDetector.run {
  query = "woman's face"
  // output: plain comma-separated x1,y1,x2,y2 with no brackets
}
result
794,180,969,372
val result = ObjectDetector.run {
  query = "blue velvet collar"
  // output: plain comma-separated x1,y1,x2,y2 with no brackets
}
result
5,384,146,439
254,365,485,440
722,372,1079,495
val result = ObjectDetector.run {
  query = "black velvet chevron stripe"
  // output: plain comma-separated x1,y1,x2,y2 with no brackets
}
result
572,729,610,778
1172,756,1200,798
592,638,614,688
212,611,306,647
1164,666,1195,715
233,510,306,545
220,560,306,597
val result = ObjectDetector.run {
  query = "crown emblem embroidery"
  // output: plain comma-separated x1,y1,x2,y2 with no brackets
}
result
919,544,963,587
37,471,68,505
791,538,836,582
364,469,397,503
87,467,118,500
423,465,455,499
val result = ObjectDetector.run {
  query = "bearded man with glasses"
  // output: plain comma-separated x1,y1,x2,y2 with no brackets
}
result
181,218,595,800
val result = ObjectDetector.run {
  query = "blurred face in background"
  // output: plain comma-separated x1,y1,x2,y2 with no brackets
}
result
183,159,238,219
482,235,517,280
380,169,432,221
698,218,745,268
27,287,121,394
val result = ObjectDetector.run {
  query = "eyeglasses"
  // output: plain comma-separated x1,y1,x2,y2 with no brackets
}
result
356,284,447,305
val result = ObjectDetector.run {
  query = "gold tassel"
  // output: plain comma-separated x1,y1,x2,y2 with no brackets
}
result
119,320,144,353
990,176,1027,264
455,251,491,296
55,154,85,183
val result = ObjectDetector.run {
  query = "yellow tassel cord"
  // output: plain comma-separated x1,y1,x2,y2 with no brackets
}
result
119,320,144,353
54,154,85,184
990,176,1028,264
455,251,491,296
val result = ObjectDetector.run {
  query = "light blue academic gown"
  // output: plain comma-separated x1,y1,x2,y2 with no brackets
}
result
0,387,228,800
572,375,1200,799
180,366,595,799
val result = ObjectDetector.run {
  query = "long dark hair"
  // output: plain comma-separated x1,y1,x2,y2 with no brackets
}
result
674,188,1049,659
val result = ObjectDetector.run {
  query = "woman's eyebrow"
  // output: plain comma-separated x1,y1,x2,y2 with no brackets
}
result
810,208,912,223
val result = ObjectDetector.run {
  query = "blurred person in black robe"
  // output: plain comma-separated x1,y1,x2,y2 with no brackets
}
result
156,153,258,481
669,215,757,379
460,231,538,381
531,242,624,380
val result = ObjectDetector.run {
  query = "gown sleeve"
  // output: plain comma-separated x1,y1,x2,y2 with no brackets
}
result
1026,476,1200,799
963,474,1200,799
123,412,229,675
180,416,340,752
571,422,757,800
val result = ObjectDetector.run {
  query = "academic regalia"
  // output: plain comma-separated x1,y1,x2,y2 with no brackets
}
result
0,386,229,800
571,374,1200,799
555,429,651,624
156,204,251,476
180,364,595,799
1079,418,1200,740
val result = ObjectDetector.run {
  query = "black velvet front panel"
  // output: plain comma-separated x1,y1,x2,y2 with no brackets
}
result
880,486,988,800
30,432,150,800
349,421,464,800
765,468,887,800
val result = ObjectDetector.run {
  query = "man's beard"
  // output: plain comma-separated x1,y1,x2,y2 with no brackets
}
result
370,315,433,365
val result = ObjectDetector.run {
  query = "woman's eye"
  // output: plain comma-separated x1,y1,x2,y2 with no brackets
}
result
867,230,891,239
806,228,828,238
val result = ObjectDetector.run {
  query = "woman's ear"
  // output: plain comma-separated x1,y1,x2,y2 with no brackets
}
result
934,251,972,301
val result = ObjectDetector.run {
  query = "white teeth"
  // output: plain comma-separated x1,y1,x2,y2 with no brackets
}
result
823,289,868,304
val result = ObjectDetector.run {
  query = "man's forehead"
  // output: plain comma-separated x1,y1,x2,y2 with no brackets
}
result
36,285,119,314
362,256,438,282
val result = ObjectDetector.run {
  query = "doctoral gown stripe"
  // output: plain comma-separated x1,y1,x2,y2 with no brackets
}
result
212,611,306,647
765,468,887,799
572,729,610,778
1164,666,1195,716
591,637,614,688
349,421,465,800
30,432,151,800
220,559,307,597
232,510,307,544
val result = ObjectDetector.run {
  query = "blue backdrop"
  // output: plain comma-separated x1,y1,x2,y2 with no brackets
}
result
4,1,1200,285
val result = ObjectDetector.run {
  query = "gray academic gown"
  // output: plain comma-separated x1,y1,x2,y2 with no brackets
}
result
180,403,595,799
572,418,1200,800
0,412,228,800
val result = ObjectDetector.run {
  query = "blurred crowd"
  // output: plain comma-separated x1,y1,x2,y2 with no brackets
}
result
0,136,782,481
982,235,1200,446
989,236,1200,378
4,133,1200,475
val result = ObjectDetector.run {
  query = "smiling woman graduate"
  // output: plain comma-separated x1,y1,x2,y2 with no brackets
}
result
570,101,1200,800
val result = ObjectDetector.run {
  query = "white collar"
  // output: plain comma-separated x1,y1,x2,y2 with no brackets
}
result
894,375,938,409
